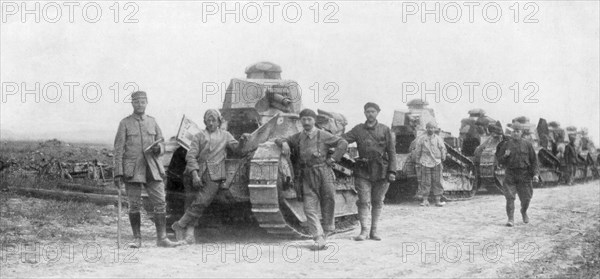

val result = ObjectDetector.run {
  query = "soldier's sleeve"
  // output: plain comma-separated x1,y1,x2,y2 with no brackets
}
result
440,137,447,161
496,140,508,165
275,134,297,149
113,120,126,177
323,131,348,162
225,131,241,154
412,137,423,161
528,142,539,176
185,133,202,173
155,120,166,156
342,125,358,144
386,127,397,174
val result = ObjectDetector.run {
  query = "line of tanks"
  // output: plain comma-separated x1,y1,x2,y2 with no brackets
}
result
385,101,600,202
160,62,600,239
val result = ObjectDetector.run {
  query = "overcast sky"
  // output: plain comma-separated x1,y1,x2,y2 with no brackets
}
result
1,1,598,144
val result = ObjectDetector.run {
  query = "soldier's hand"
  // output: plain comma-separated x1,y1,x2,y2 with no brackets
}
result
113,176,123,189
504,149,511,157
240,133,251,143
192,173,202,188
151,144,161,155
281,142,291,156
387,173,396,182
533,175,540,183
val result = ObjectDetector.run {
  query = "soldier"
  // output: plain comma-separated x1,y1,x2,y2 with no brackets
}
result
495,123,539,227
171,109,245,245
342,102,396,241
413,122,447,207
563,132,578,185
275,108,348,250
113,91,179,248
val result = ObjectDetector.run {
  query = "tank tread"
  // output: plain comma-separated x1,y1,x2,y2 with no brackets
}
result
248,150,358,239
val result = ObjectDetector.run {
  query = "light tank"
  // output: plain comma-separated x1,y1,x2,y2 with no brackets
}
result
458,109,510,193
385,99,475,202
163,62,358,238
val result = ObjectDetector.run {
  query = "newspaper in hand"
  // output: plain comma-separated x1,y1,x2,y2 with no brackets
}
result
176,115,201,150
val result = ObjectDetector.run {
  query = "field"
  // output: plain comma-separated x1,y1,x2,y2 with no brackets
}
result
1,140,599,278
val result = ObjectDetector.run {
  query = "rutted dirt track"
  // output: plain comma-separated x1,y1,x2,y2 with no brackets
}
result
2,181,599,278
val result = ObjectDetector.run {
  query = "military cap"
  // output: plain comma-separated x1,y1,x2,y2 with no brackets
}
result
511,122,526,130
364,102,381,112
548,121,561,128
299,108,317,119
566,126,578,135
131,91,147,100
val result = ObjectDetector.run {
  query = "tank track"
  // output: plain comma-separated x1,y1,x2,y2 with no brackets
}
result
248,150,358,239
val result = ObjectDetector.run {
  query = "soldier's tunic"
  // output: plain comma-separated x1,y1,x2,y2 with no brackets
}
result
343,122,396,212
114,113,166,214
496,137,538,202
413,134,447,198
184,128,239,218
276,128,347,238
563,142,578,184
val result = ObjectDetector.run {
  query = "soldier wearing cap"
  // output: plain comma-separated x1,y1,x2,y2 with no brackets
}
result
113,91,179,248
342,102,396,241
275,108,348,250
495,122,539,227
563,129,578,185
413,121,447,207
171,109,246,244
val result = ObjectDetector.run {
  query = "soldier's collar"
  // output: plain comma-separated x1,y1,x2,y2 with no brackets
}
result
303,127,318,139
132,113,146,121
364,120,378,129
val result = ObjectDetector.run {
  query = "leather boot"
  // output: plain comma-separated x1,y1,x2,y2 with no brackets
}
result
353,204,370,241
369,206,382,241
521,200,530,224
128,213,142,248
155,213,180,247
434,196,446,207
171,213,194,242
311,235,326,250
506,200,515,227
420,197,430,206
184,225,196,244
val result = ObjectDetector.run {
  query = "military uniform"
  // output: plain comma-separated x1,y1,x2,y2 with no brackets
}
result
563,141,578,185
276,127,347,240
114,91,178,247
496,135,538,225
114,113,167,214
343,121,396,240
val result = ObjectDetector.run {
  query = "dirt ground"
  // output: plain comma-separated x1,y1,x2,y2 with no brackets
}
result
1,181,599,278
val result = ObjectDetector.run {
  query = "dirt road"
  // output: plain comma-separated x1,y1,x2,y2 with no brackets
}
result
2,181,599,278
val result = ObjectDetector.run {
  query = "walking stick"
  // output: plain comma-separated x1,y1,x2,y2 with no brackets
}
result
113,159,121,249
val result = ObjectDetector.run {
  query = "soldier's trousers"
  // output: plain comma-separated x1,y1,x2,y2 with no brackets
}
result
355,177,389,226
185,171,222,219
417,164,444,198
565,164,577,184
302,165,336,239
125,180,167,214
503,169,533,202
